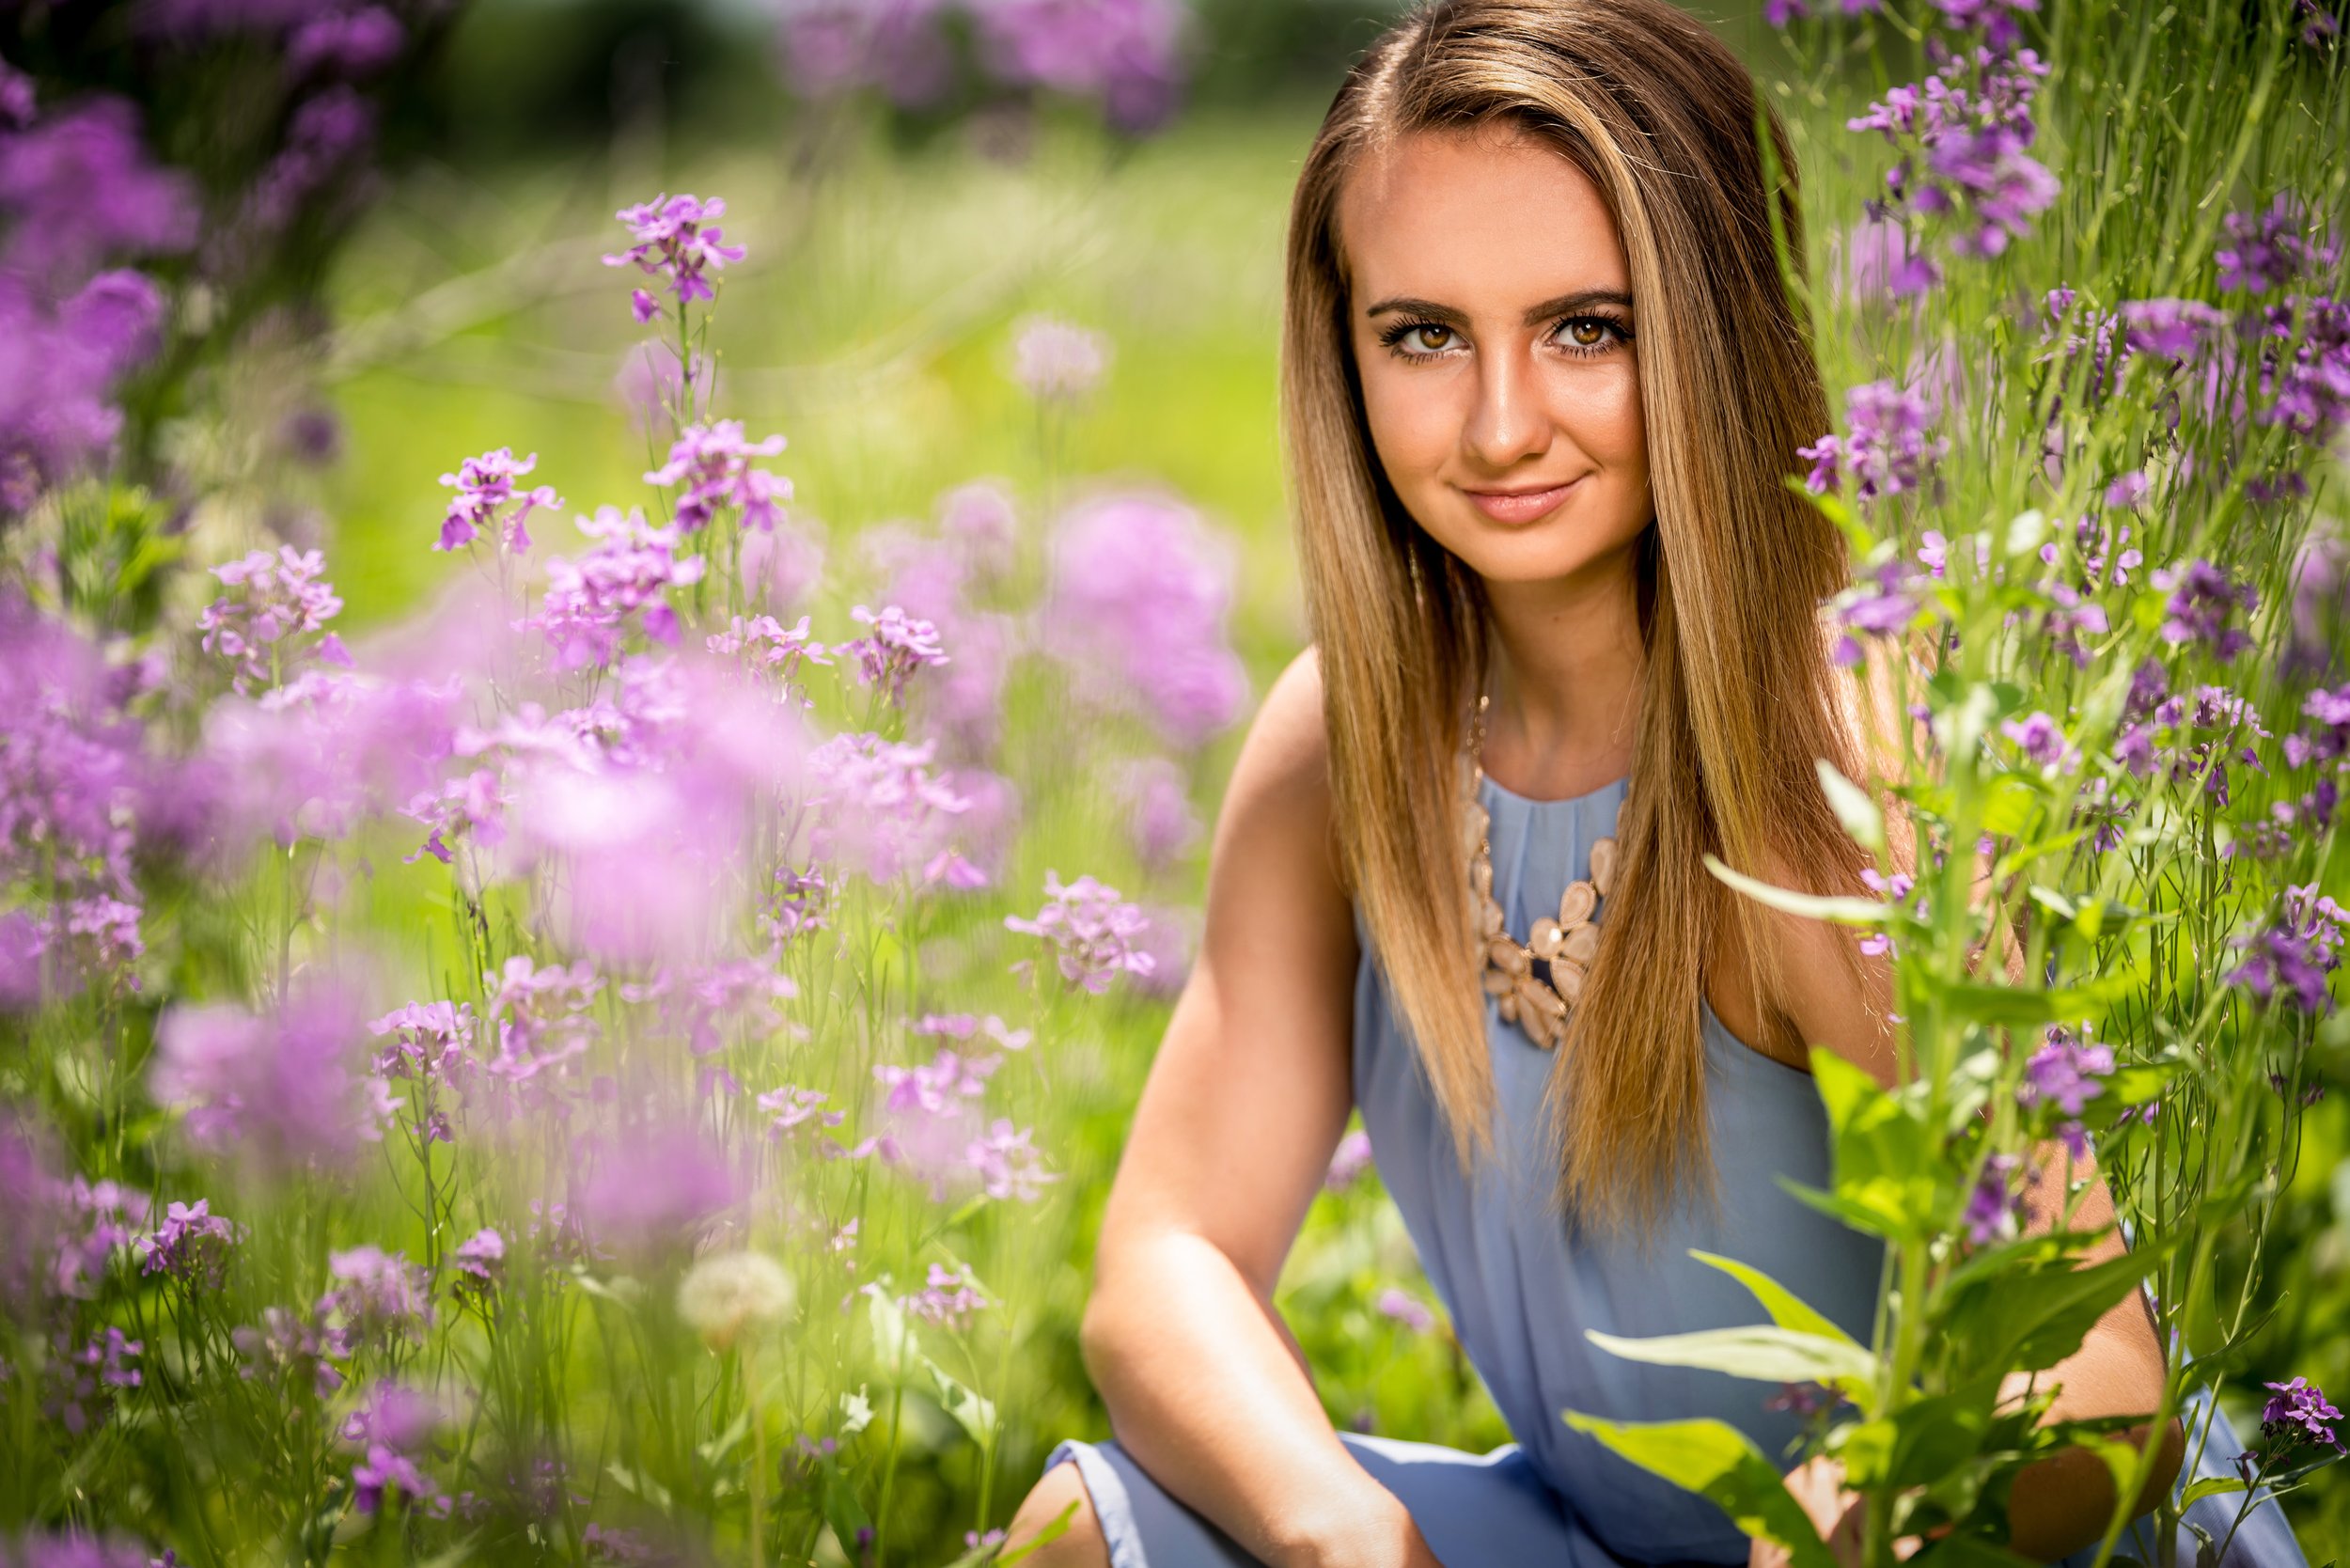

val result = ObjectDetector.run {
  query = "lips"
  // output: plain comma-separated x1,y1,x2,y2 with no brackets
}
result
1462,477,1582,525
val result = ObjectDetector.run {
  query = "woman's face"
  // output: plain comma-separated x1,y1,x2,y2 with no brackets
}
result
1338,125,1652,588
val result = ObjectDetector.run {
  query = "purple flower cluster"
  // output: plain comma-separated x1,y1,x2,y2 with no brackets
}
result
2259,1377,2344,1454
198,546,353,693
1375,1288,1437,1334
709,614,832,706
1043,492,1248,748
48,1326,142,1437
2154,558,2257,662
1324,1129,1375,1192
807,731,982,887
149,982,377,1171
603,195,746,316
1963,1152,2026,1245
344,1381,450,1516
436,448,561,554
1011,315,1110,401
644,420,791,534
1829,560,1921,667
842,604,951,708
140,1200,237,1289
1801,380,1948,504
1847,39,2056,262
776,0,1189,133
531,508,706,670
759,1085,846,1140
1116,756,1203,870
317,1246,432,1358
1005,870,1156,994
2226,884,2347,1017
897,1262,991,1328
2218,197,2339,294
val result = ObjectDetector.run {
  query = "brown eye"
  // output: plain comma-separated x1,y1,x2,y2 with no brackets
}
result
1408,324,1456,353
1563,318,1609,348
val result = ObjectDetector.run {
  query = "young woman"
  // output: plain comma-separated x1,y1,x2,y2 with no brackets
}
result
1007,2,2305,1563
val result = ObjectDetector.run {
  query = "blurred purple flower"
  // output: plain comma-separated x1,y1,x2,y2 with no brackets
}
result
0,270,170,510
973,0,1190,132
613,342,718,431
237,87,375,242
843,604,950,707
2154,558,2256,662
1043,492,1248,748
1010,314,1109,401
0,99,198,282
149,981,377,1170
574,1120,743,1257
1831,214,1940,300
965,1118,1055,1200
47,1325,141,1436
1849,46,2055,259
900,1261,988,1326
0,54,33,130
2118,298,2227,361
1999,711,2073,769
198,545,350,692
806,730,974,886
141,1199,237,1289
435,447,560,554
1375,1288,1436,1334
2018,1027,2112,1116
775,0,958,108
644,420,791,534
452,1229,504,1300
603,194,747,311
1115,756,1202,870
1807,381,1947,504
318,1246,432,1358
287,8,405,79
1963,1152,2024,1245
2227,884,2346,1016
1831,559,1919,666
531,508,707,670
1005,870,1156,993
2218,196,2337,294
709,613,832,707
1324,1129,1374,1192
758,1085,845,1140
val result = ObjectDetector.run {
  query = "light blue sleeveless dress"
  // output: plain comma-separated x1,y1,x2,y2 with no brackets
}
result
1042,776,2305,1567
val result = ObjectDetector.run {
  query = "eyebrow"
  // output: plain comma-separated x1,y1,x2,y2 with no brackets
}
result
1362,289,1635,326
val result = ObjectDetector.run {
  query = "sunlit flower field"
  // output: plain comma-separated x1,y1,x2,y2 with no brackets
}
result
4,0,2350,1564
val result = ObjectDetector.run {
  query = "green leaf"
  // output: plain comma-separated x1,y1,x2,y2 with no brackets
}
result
1940,983,2060,1027
1980,775,2046,838
2178,1475,2249,1508
1816,759,1886,852
1811,1050,1942,1242
867,1283,912,1372
923,1355,999,1446
1687,1252,1860,1346
1562,1414,1834,1568
1585,1325,1877,1401
1703,855,1893,924
1938,1243,2170,1381
822,1472,872,1557
998,1499,1082,1565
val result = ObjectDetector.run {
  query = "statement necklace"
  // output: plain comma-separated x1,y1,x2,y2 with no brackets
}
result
1464,696,1619,1052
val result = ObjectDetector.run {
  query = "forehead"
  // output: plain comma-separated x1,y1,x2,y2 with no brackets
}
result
1336,125,1627,303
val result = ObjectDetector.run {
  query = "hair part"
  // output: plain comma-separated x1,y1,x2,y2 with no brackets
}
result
1281,0,1865,1230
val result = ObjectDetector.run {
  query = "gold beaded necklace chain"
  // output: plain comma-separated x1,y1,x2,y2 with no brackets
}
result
1464,695,1619,1052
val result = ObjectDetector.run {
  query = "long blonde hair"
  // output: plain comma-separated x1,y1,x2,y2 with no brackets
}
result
1283,0,1865,1228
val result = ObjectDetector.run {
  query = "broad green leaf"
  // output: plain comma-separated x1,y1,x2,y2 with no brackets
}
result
1688,1251,1860,1346
998,1500,1082,1566
1815,759,1886,852
1704,855,1893,924
2177,1476,2248,1508
822,1472,871,1557
923,1354,999,1446
1835,1388,1997,1491
1811,1049,1942,1242
1563,1413,1834,1568
1585,1325,1877,1400
1940,983,2060,1028
1938,1244,2169,1380
1980,775,2045,838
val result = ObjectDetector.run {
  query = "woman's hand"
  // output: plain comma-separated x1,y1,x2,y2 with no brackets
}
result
1747,1457,1920,1568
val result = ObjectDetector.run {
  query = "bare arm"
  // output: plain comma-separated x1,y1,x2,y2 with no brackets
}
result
1080,651,1444,1568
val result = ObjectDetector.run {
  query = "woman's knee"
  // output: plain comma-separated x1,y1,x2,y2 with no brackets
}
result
1006,1460,1109,1568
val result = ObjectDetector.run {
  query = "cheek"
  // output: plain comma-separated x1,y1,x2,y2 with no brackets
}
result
1566,360,1648,473
1355,356,1458,485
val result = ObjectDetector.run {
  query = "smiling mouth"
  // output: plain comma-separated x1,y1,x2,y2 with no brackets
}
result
1461,478,1582,525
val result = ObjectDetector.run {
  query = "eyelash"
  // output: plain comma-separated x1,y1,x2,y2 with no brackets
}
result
1375,313,1634,362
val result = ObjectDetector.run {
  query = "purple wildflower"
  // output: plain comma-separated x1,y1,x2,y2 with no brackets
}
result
643,419,791,534
0,53,33,130
1042,492,1249,748
806,731,976,886
2218,196,2336,293
2260,1378,2344,1453
2119,298,2227,361
1832,214,1942,300
1005,870,1157,994
287,8,406,78
758,1085,846,1139
198,545,352,693
709,614,833,705
1964,1152,2026,1245
776,0,958,109
1848,45,2056,259
141,1200,236,1288
971,0,1190,132
900,1262,989,1327
530,508,707,670
2019,1027,2113,1116
965,1118,1056,1200
2000,711,2074,769
1845,381,1948,502
149,981,376,1170
47,1325,142,1436
234,87,375,243
1010,315,1109,400
1325,1129,1375,1192
2154,558,2257,661
842,604,951,707
317,1247,432,1357
1116,756,1204,870
451,1229,504,1301
1832,559,1920,666
1376,1288,1437,1334
2226,884,2347,1016
603,194,747,311
0,99,198,283
435,447,560,554
573,1121,742,1257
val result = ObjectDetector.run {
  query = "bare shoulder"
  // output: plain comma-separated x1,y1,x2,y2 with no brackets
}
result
1207,648,1340,893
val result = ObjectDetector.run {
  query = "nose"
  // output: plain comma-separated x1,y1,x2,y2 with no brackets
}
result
1463,341,1552,471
